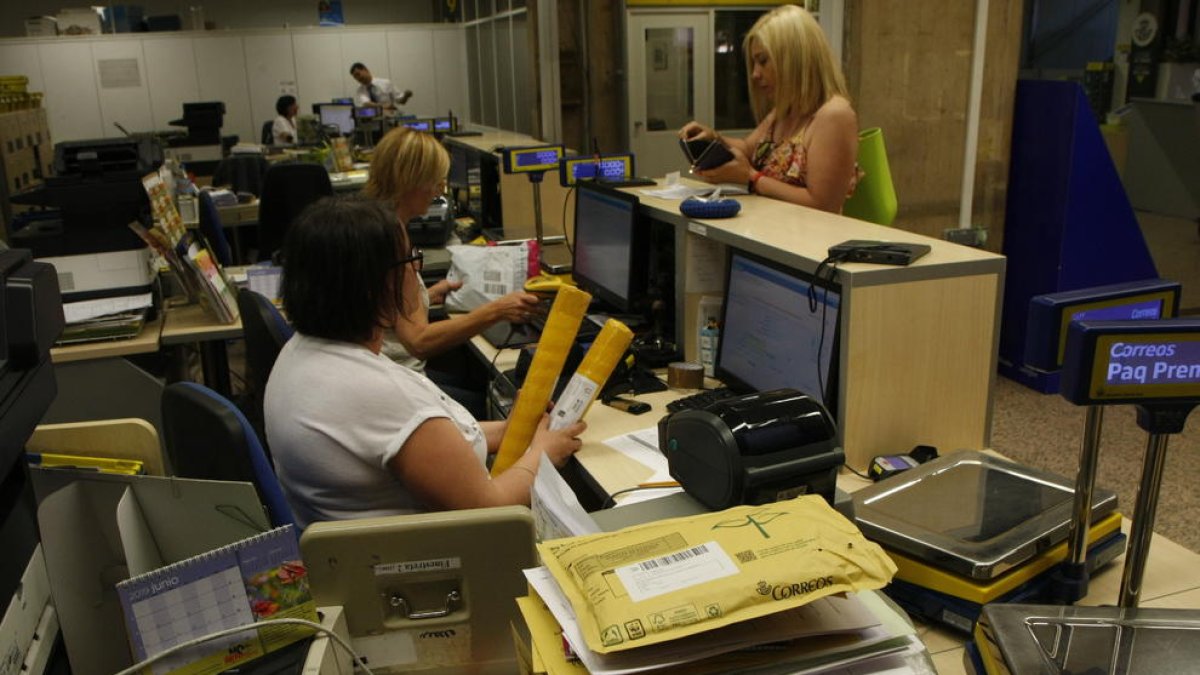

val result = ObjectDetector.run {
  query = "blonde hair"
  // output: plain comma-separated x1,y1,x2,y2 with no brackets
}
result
744,4,848,123
364,127,450,206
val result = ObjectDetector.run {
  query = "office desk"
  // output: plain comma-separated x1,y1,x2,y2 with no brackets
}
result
624,182,1006,471
160,302,243,397
562,373,1200,675
328,169,368,192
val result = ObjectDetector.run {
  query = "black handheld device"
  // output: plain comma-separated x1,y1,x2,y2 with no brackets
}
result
680,138,735,171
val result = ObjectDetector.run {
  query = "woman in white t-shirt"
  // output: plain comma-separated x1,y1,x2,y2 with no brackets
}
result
271,95,298,146
264,196,585,529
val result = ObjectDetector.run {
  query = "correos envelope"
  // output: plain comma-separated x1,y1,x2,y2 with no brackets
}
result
537,495,897,654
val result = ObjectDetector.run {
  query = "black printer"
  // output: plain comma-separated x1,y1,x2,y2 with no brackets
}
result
661,388,843,510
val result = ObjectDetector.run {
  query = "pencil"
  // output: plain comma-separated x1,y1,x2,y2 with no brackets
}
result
637,481,680,489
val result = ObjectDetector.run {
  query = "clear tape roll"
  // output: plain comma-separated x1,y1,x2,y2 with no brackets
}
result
667,361,704,389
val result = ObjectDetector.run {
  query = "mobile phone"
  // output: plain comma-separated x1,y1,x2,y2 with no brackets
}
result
679,138,735,171
604,397,651,415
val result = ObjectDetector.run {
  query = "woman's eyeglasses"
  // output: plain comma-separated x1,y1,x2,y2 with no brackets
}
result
396,248,424,272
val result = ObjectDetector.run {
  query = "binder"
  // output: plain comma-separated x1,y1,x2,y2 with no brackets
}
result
116,526,318,675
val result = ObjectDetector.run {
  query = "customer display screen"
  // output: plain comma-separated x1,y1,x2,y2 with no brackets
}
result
1061,319,1200,403
502,146,563,174
560,156,632,186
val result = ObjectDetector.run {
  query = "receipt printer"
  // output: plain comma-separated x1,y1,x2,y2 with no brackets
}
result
662,388,843,510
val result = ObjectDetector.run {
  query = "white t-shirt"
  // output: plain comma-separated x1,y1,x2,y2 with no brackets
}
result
355,76,399,107
272,115,296,146
264,333,487,530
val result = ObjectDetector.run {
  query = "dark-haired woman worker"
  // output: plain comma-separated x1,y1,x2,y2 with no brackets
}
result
264,195,585,529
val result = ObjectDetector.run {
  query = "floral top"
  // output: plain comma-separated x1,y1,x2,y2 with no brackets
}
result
750,113,861,199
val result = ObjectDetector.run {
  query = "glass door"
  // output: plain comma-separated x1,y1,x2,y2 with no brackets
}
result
626,12,711,179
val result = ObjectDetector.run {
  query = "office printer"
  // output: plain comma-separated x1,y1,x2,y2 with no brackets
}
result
662,388,844,510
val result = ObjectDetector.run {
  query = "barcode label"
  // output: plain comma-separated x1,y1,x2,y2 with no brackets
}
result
638,544,709,571
615,541,738,603
483,270,503,282
483,283,508,296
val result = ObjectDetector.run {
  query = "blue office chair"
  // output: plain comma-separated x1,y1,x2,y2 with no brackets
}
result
197,190,233,266
162,381,297,530
256,162,333,262
236,288,293,454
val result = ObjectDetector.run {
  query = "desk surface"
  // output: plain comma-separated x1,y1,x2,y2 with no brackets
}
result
50,313,164,364
550,362,1200,674
160,301,244,344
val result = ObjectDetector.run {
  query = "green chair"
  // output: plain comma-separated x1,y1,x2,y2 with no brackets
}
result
842,127,898,226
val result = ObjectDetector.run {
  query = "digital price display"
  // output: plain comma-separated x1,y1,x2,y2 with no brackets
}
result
354,106,378,119
501,145,564,174
402,119,434,132
559,155,634,186
1024,279,1180,371
1060,319,1200,404
433,117,455,132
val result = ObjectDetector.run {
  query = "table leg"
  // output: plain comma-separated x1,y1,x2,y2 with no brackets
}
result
200,340,232,398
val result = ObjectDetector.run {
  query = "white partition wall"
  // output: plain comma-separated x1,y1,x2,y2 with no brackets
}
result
0,24,472,145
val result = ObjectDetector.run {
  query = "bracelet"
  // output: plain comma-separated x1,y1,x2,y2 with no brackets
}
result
511,465,537,480
748,170,766,194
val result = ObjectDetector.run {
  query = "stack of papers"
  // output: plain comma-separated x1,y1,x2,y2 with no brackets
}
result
520,570,926,674
57,293,151,345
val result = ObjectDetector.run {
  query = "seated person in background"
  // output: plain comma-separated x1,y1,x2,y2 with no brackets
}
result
679,5,859,213
365,127,541,415
349,62,413,112
272,94,298,146
265,196,586,529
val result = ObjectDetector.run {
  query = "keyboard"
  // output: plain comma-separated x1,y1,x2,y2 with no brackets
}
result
665,387,736,414
598,176,657,188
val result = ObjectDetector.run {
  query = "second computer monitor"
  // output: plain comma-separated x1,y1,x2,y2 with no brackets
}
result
571,183,644,314
318,104,354,135
717,250,841,412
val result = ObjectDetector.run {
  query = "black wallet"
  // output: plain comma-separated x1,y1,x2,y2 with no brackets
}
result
680,137,735,170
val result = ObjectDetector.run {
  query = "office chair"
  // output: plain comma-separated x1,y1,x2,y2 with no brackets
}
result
300,506,536,671
161,381,297,530
261,120,274,145
197,190,233,266
256,162,332,261
236,287,293,453
841,127,898,226
212,153,270,197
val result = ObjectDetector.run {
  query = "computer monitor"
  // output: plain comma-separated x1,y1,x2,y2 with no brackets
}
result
449,143,472,189
571,183,645,314
402,118,433,132
716,249,841,412
353,106,378,120
559,154,634,187
331,97,353,105
317,104,354,135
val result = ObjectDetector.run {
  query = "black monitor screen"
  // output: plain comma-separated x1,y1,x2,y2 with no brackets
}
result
716,250,840,411
318,105,354,135
572,184,639,313
449,144,471,188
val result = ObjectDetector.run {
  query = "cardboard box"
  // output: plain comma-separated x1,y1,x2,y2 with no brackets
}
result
24,16,57,37
55,7,103,35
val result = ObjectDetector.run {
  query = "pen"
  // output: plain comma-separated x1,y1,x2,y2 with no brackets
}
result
636,481,680,489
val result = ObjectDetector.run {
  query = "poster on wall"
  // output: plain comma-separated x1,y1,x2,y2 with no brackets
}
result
318,0,344,27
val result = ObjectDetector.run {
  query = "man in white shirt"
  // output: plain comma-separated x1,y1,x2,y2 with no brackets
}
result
350,62,412,112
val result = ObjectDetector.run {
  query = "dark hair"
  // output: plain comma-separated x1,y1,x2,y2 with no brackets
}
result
349,62,366,74
281,195,403,343
275,95,296,116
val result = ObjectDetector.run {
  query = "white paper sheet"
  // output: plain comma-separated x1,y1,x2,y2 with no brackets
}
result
530,452,600,540
62,293,152,324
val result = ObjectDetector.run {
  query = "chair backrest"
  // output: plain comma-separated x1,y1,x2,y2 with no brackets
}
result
28,418,165,475
256,162,333,261
212,153,271,197
300,506,536,671
842,127,898,226
261,120,274,145
162,381,297,529
236,287,292,449
197,190,233,266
